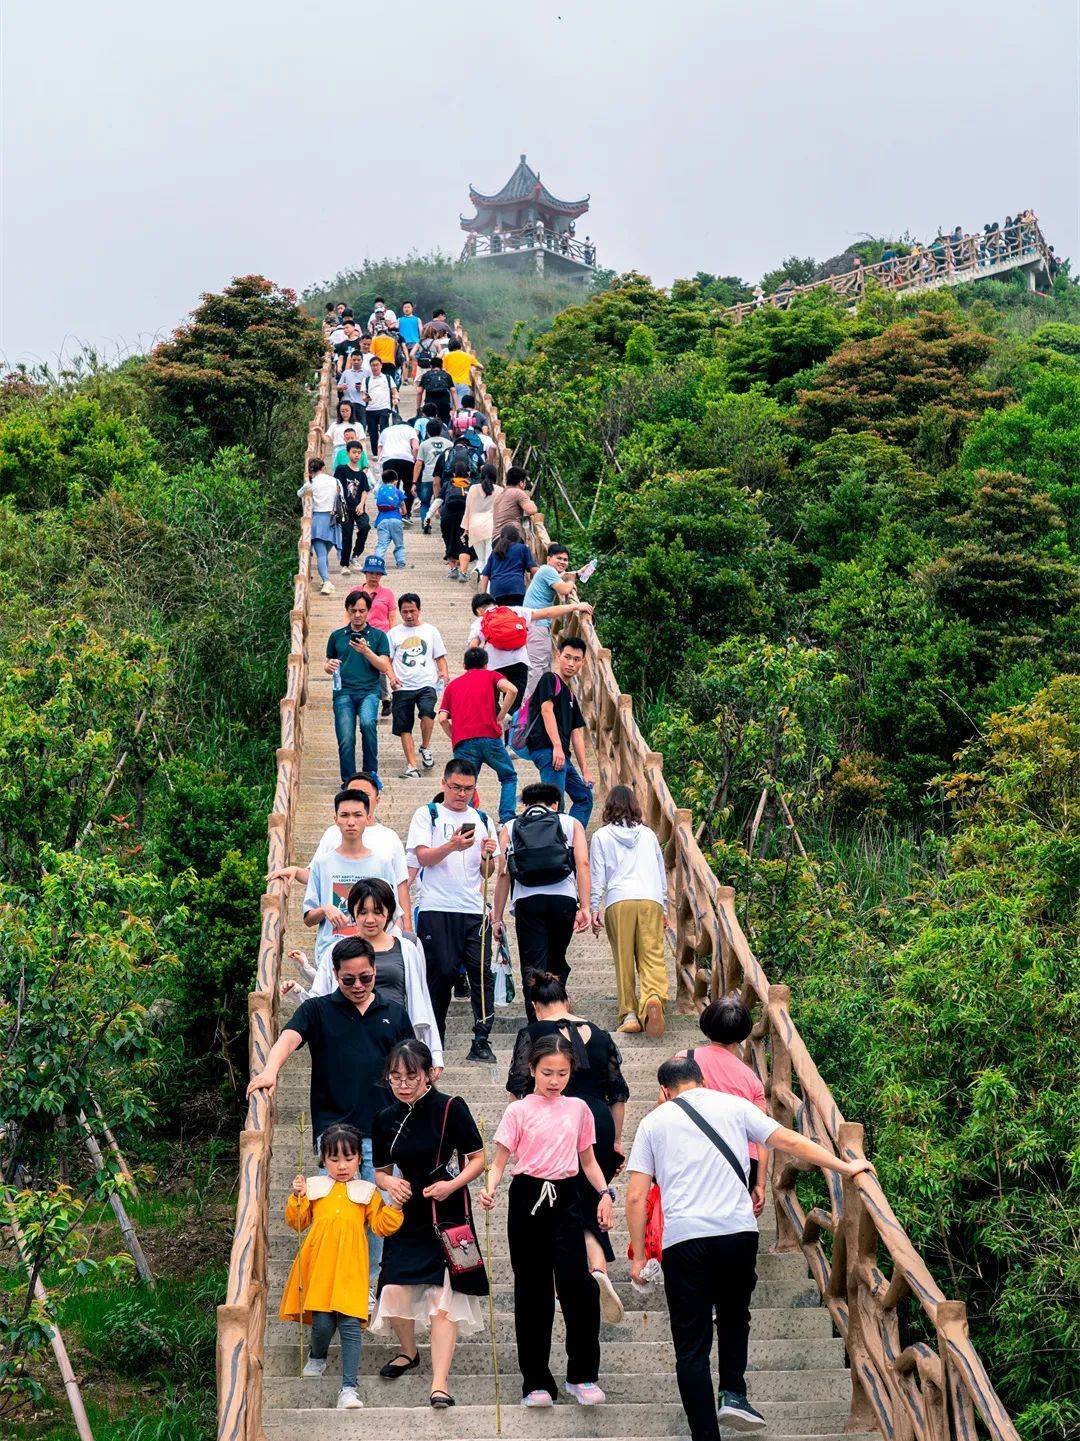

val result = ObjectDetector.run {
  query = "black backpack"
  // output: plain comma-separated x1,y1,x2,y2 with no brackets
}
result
422,367,452,394
448,440,481,478
507,806,575,887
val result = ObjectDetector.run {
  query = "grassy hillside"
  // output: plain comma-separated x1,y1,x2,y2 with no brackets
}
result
303,250,610,355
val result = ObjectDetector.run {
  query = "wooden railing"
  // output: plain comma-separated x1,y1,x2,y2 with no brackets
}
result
467,353,1021,1441
723,218,1050,323
215,356,333,1441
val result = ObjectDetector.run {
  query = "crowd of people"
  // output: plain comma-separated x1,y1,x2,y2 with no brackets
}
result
257,297,877,1431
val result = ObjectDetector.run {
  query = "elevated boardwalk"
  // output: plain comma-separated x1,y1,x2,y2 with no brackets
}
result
218,340,1025,1441
722,218,1052,322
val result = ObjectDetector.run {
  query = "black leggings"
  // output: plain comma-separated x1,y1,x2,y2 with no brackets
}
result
506,1173,600,1399
441,502,467,561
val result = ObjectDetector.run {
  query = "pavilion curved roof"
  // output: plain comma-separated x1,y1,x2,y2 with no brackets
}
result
461,155,589,228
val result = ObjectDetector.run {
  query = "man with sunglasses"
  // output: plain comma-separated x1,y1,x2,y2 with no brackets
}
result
245,938,415,1218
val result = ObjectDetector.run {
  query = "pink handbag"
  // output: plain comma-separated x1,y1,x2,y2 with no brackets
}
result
431,1099,485,1276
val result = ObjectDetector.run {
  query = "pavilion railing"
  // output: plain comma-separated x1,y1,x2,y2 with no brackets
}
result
215,355,333,1441
723,218,1050,323
461,225,597,267
466,346,1021,1441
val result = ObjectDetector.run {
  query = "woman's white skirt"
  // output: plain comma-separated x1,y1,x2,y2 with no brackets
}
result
370,1270,486,1336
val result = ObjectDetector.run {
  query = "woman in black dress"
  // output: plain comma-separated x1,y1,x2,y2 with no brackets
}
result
371,1040,488,1408
505,971,630,1324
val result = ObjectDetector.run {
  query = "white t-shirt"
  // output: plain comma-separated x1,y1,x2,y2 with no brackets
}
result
364,374,393,411
388,622,447,689
368,308,397,330
468,606,534,669
626,1089,779,1246
507,810,578,910
477,433,496,456
312,821,408,887
302,848,399,971
406,803,500,915
380,423,418,463
328,421,362,451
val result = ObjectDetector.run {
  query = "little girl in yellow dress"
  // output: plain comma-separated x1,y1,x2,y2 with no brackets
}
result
281,1122,404,1410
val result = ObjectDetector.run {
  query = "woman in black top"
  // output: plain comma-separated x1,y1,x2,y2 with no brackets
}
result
505,971,630,1324
372,1040,488,1408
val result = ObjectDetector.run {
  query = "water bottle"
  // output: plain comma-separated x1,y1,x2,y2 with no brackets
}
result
332,665,342,693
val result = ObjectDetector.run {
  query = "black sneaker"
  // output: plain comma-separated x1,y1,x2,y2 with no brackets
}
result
380,698,392,718
453,975,471,998
717,1392,767,1432
466,1037,496,1064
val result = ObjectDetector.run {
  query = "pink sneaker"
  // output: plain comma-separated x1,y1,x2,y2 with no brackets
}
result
521,1390,554,1408
565,1381,606,1406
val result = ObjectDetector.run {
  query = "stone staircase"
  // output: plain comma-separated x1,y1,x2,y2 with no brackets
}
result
260,381,871,1441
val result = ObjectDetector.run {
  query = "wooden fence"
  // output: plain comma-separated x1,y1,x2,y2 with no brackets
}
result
215,357,333,1441
722,218,1050,323
466,350,1022,1441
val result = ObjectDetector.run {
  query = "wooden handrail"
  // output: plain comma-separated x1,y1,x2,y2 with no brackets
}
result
722,217,1050,323
465,344,1021,1441
215,355,333,1441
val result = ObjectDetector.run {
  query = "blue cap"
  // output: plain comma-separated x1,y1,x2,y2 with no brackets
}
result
363,555,386,574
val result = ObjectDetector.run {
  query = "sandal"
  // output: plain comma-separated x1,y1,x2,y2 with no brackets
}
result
379,1352,420,1378
429,1390,456,1408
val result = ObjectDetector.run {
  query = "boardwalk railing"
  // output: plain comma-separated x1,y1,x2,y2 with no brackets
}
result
723,218,1050,323
215,356,333,1441
467,352,1021,1441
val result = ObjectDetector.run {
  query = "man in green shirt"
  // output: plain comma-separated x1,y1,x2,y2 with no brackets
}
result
326,590,397,784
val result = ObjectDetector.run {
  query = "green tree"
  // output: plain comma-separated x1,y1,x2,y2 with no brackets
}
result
147,274,323,461
719,291,852,399
796,308,1009,463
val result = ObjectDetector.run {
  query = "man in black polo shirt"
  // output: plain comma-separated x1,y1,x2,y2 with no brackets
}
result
246,938,413,1288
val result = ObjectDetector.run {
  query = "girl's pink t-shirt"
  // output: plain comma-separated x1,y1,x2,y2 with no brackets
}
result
494,1094,596,1179
362,583,395,632
679,1044,768,1158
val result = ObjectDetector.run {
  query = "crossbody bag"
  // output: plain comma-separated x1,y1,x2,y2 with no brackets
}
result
672,1092,751,1192
432,1098,485,1275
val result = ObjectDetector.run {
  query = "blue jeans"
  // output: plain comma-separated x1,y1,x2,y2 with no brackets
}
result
454,736,518,823
309,1310,362,1389
526,747,594,827
418,479,434,522
360,1136,384,1280
374,516,405,567
312,537,334,583
333,690,380,783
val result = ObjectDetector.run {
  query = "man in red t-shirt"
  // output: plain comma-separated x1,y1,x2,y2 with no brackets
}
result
438,647,520,822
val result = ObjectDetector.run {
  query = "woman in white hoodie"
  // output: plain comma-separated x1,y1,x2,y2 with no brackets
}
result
588,785,669,1038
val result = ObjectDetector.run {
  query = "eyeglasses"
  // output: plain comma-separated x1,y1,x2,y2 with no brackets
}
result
339,972,375,988
444,781,473,794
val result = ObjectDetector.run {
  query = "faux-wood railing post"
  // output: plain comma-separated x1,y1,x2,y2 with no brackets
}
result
838,1121,879,1437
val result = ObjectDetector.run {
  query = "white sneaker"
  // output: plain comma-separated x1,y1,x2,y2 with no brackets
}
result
349,558,365,572
320,581,335,595
521,1390,554,1408
336,1386,363,1409
592,1268,625,1325
302,1356,327,1377
400,766,420,780
418,747,434,769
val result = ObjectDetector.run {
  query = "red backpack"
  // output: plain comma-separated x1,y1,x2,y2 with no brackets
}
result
480,606,528,651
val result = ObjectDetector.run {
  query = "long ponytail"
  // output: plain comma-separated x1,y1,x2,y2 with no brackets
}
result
493,523,521,559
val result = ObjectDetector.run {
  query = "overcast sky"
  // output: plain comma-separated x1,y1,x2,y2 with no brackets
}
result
3,0,1077,366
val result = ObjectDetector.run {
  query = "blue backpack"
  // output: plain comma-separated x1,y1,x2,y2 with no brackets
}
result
375,482,402,513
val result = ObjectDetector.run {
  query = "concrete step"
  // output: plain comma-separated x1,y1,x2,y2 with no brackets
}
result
264,1402,862,1436
264,1369,853,1407
264,1306,822,1346
262,1337,846,1377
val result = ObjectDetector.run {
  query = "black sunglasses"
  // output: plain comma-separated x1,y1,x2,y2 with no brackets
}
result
339,972,376,988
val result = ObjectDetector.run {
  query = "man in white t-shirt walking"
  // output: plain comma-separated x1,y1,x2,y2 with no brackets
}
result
267,771,411,926
491,781,590,1019
406,756,500,1063
627,1056,875,1438
387,593,449,779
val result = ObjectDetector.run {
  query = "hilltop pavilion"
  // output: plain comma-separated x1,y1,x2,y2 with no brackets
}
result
459,155,596,278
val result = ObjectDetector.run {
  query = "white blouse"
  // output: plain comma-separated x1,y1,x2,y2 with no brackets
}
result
297,475,341,513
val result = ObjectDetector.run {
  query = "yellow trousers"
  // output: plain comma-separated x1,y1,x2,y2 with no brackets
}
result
603,899,669,1022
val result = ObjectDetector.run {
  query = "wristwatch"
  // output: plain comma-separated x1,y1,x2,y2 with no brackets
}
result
603,1187,617,1201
